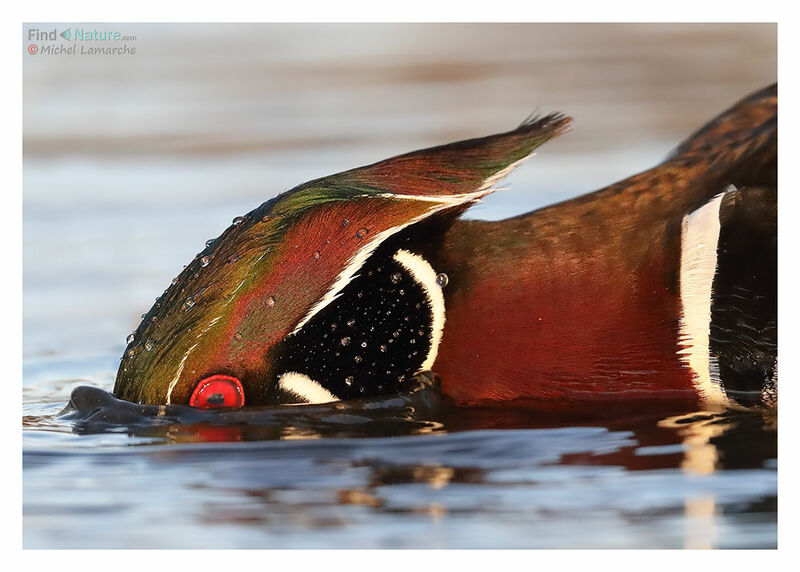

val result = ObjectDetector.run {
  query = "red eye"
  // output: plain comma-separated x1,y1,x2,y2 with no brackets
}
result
189,375,245,409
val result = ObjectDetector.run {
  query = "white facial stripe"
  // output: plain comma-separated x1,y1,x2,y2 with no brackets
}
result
393,249,446,372
166,342,198,405
291,193,484,335
677,187,732,406
479,154,532,192
290,154,535,336
166,315,222,404
278,371,339,404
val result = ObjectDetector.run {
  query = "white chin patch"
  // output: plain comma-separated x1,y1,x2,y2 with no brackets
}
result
277,372,339,404
392,248,446,371
677,187,732,406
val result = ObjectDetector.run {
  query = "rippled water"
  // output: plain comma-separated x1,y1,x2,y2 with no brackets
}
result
23,23,777,548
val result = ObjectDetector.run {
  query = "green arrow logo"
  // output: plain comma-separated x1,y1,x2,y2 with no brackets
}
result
60,29,71,40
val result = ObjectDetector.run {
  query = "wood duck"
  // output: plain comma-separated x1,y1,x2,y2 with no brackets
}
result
114,83,777,411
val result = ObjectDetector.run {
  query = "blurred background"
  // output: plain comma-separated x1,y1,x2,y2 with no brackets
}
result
23,23,777,358
23,24,778,548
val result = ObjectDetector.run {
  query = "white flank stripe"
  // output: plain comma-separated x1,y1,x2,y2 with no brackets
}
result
278,372,338,404
393,249,446,371
678,189,731,405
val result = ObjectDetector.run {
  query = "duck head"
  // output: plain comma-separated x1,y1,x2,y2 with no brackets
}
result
113,113,571,407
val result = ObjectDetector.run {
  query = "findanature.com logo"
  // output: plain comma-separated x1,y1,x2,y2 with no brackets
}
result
26,27,138,56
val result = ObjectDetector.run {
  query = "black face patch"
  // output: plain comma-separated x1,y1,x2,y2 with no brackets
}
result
271,249,437,402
